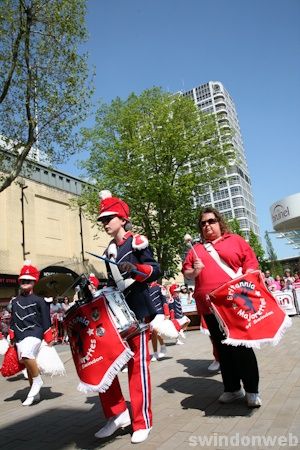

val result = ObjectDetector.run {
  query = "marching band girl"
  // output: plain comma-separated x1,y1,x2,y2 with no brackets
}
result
94,191,160,444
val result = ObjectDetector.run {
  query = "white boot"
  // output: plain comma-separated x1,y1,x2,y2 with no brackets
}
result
131,428,151,444
151,352,158,361
22,393,40,406
27,375,43,397
158,345,167,358
208,360,220,371
94,409,131,438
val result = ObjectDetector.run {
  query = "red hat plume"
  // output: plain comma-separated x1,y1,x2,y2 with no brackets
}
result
19,260,40,282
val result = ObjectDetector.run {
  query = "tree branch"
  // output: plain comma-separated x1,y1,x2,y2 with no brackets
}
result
0,17,24,103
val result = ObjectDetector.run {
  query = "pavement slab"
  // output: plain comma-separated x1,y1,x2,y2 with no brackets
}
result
1,316,300,449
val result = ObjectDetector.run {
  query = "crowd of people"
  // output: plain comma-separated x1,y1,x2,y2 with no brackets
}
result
263,269,300,292
0,192,298,445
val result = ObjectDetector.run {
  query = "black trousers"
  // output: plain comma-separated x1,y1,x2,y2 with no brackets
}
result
204,314,259,393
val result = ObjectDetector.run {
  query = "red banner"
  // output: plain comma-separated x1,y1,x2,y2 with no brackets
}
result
65,295,133,393
209,271,292,348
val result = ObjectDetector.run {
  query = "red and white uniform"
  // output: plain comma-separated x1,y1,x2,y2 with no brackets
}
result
98,233,160,432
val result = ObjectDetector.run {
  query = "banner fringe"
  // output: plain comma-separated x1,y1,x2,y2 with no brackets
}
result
77,347,134,393
221,314,293,349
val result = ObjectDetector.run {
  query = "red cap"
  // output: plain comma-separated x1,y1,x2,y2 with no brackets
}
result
98,190,130,221
19,260,40,282
169,284,180,297
89,273,99,289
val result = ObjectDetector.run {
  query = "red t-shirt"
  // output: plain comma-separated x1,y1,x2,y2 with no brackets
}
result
182,233,259,315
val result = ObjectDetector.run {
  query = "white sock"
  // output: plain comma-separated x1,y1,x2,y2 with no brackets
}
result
28,375,43,397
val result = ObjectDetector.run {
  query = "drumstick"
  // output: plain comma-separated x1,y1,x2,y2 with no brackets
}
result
184,234,205,268
86,251,147,278
184,234,199,259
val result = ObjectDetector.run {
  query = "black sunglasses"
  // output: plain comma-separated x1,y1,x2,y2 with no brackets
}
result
200,218,218,227
99,215,118,225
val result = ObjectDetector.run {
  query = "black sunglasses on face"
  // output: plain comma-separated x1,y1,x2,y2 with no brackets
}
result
201,218,218,227
99,215,117,225
20,280,34,285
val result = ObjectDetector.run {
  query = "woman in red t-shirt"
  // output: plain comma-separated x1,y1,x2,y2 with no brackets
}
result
183,207,261,408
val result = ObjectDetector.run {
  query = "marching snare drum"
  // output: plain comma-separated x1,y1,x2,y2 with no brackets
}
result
99,287,148,340
64,292,135,392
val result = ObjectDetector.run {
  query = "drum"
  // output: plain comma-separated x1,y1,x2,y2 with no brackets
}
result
97,287,148,340
64,293,134,392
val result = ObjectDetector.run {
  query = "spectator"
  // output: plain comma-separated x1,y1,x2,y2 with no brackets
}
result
273,275,281,291
188,287,195,304
279,278,288,291
293,273,300,289
61,296,71,314
283,269,295,290
264,270,274,289
61,296,71,344
0,311,11,338
50,298,63,343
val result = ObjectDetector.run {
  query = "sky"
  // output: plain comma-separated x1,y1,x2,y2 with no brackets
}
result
59,0,300,260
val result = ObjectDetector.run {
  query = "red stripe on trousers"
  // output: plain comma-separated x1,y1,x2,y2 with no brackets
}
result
98,328,152,431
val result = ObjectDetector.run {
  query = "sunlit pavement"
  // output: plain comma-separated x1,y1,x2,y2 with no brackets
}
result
1,318,300,450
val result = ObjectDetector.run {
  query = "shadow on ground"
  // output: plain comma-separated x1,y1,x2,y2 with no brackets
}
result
0,395,132,450
158,357,255,418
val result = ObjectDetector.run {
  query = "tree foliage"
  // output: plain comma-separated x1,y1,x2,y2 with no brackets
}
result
229,219,268,271
264,231,283,275
0,0,92,192
228,217,245,237
80,87,235,278
248,229,267,271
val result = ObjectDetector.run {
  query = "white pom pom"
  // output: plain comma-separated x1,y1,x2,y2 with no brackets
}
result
24,259,32,265
184,234,193,243
99,190,112,200
132,235,149,250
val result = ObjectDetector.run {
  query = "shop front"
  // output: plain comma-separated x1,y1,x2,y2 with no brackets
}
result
0,274,19,311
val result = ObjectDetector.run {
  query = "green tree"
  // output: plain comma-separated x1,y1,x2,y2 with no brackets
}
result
264,231,283,275
0,0,92,192
228,217,245,237
248,229,268,271
80,87,235,278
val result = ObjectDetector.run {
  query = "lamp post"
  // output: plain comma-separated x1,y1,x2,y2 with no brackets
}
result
19,180,29,260
79,205,85,263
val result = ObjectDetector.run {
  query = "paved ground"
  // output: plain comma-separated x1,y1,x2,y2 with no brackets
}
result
1,317,300,450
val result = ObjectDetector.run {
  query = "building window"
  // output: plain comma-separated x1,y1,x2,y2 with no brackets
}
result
214,199,231,210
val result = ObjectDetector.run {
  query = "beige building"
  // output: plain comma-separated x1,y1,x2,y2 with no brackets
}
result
0,158,110,306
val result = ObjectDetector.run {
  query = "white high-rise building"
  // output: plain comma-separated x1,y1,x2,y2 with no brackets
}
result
183,81,259,239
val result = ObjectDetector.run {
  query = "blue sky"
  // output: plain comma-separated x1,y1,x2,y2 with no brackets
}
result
59,0,300,260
